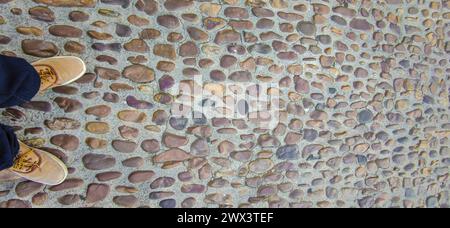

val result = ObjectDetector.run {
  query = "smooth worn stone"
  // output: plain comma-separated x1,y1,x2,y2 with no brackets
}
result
115,23,132,37
249,159,274,173
182,68,201,78
153,148,191,163
167,32,183,42
52,86,78,95
157,15,180,29
124,39,149,53
218,140,235,155
126,96,153,109
354,68,368,78
200,3,221,17
88,31,113,40
135,0,157,15
116,186,138,194
127,15,150,27
169,117,188,130
96,55,118,65
154,44,176,60
49,25,82,38
127,55,148,64
32,193,48,206
276,145,300,160
141,139,160,153
118,110,147,123
123,65,155,83
160,199,176,208
92,43,121,52
178,41,200,57
2,108,26,121
181,184,206,194
85,105,111,118
58,195,81,205
128,170,155,183
54,97,82,113
15,181,44,198
29,6,55,22
303,129,318,142
210,70,226,81
190,139,209,156
96,172,122,182
139,28,161,39
113,195,138,208
24,127,43,136
215,29,240,45
163,133,188,148
75,73,96,84
320,55,335,68
249,43,272,54
32,0,97,7
0,200,31,208
16,27,43,36
230,150,252,161
0,35,11,44
220,55,237,68
85,122,110,134
44,117,80,130
149,191,175,200
257,135,281,148
203,17,227,30
119,126,139,139
50,134,79,151
83,153,116,170
112,140,137,153
101,0,130,8
86,137,108,150
357,110,374,124
122,157,144,168
157,61,175,72
158,75,175,91
103,92,120,103
350,18,373,31
86,184,110,204
69,11,89,22
187,27,209,41
49,179,84,192
22,39,58,57
150,177,175,189
164,0,193,11
154,93,173,105
297,21,316,36
229,71,252,82
294,76,310,94
97,9,120,18
225,7,249,19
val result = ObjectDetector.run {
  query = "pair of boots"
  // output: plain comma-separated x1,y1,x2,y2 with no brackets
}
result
4,56,86,186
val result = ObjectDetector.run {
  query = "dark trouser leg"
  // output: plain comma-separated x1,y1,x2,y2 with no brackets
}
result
0,124,19,170
0,55,41,171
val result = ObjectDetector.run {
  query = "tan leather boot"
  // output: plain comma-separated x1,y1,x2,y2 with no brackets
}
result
32,56,86,92
9,142,68,186
0,170,20,182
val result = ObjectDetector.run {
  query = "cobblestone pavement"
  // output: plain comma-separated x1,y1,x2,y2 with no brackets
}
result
0,0,449,208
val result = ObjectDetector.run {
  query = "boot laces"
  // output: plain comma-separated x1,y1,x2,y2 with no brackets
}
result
13,148,40,173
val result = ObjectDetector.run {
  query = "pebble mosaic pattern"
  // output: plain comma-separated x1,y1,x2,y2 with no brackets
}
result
0,0,449,208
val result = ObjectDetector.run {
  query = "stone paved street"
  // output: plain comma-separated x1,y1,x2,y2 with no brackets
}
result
0,0,449,208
